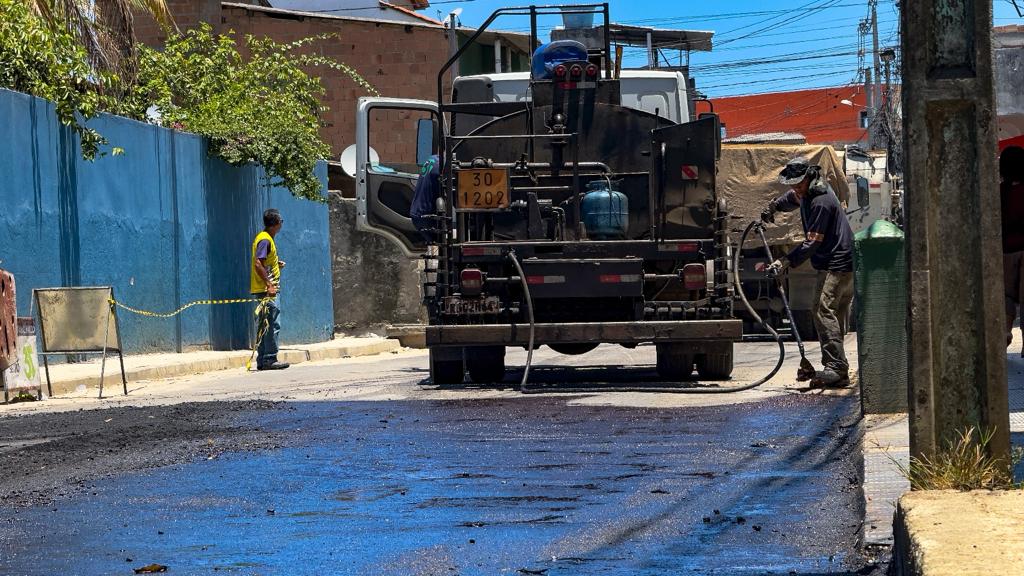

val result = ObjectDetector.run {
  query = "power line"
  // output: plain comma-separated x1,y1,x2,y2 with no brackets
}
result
503,1,866,34
700,68,853,90
716,0,847,47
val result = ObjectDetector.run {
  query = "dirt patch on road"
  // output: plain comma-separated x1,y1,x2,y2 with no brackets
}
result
0,401,288,508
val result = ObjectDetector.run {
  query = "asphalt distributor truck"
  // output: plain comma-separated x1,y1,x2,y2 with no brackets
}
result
354,5,749,387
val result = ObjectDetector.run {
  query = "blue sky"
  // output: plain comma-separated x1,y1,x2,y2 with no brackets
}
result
419,0,1024,97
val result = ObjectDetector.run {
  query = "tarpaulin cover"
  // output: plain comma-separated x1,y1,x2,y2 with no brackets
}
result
531,40,588,80
719,144,850,245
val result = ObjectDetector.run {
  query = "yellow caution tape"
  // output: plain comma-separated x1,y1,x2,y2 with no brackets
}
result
109,297,263,318
108,296,275,372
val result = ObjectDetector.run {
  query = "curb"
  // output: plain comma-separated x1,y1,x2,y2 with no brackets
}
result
891,490,1024,576
46,339,401,397
385,325,427,349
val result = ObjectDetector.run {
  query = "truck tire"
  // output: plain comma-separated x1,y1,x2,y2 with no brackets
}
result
430,348,465,385
656,344,694,381
466,346,506,384
696,344,734,380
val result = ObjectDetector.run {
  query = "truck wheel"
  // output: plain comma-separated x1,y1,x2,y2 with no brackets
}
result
466,346,506,384
430,348,465,385
656,344,694,381
696,344,734,380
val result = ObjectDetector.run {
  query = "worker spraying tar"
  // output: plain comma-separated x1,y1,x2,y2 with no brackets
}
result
761,158,855,388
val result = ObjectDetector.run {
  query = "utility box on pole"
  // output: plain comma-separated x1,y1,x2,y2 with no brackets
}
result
855,220,907,414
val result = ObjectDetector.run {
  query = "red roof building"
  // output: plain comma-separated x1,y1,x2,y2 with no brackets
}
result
709,86,874,146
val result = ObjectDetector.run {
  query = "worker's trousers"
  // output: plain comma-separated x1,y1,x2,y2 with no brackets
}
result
254,294,281,367
812,270,854,376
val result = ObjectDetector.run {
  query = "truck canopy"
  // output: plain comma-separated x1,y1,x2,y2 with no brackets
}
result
718,144,850,246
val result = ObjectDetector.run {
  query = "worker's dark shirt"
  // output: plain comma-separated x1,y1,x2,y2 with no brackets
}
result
770,180,854,272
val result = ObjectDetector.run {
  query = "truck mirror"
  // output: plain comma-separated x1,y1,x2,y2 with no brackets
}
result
855,175,870,209
416,118,437,167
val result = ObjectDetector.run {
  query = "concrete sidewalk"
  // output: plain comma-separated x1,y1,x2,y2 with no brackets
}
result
34,336,401,398
864,326,1024,573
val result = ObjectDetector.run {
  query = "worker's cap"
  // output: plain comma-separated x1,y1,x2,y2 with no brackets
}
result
778,157,813,185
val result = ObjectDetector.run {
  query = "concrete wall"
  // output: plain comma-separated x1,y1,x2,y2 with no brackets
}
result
328,193,425,330
0,88,334,353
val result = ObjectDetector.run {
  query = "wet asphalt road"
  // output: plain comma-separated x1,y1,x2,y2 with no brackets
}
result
0,345,876,575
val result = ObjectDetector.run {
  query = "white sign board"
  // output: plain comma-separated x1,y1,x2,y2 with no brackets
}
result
2,319,42,395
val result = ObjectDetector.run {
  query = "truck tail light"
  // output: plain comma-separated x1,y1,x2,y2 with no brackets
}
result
585,64,598,78
460,268,483,296
554,64,567,78
682,263,706,291
570,64,583,78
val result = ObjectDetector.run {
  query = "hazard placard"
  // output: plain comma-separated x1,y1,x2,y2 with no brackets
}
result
681,165,699,180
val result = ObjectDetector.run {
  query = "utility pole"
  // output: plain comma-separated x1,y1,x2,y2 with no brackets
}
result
871,0,882,149
447,12,460,79
880,47,899,174
901,1,1011,473
864,66,874,138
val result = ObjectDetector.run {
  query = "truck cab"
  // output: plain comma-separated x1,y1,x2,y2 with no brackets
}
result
352,4,740,387
453,69,693,123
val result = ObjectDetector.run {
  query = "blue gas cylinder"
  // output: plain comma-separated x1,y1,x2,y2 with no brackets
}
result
581,180,628,240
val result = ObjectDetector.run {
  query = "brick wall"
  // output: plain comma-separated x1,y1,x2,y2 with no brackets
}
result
135,0,224,48
135,3,451,161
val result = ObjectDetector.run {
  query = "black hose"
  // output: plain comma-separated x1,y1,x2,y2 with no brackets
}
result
754,224,808,364
516,217,786,391
520,220,787,394
508,249,535,389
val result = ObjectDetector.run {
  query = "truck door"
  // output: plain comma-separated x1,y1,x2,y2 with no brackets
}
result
651,115,720,239
355,98,440,257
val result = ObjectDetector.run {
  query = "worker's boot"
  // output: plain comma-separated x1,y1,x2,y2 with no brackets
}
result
258,361,290,371
809,369,849,388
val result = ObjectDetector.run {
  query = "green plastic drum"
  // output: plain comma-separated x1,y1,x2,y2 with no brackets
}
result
854,220,907,414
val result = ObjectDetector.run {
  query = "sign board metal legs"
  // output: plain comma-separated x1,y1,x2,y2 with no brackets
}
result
34,287,129,399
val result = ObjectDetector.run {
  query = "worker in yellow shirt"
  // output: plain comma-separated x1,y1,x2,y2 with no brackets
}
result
251,209,289,370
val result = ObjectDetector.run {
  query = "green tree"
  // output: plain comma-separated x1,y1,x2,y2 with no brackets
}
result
0,0,109,158
121,24,378,200
25,0,174,93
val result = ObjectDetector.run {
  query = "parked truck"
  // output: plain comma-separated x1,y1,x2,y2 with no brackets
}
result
353,4,741,385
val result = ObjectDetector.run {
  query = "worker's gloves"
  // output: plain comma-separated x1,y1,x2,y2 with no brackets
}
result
760,207,776,224
768,258,789,277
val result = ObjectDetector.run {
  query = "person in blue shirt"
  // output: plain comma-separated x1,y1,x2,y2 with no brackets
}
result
762,158,855,388
411,154,441,243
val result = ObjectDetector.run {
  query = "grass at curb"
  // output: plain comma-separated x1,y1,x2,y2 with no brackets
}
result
892,426,1023,491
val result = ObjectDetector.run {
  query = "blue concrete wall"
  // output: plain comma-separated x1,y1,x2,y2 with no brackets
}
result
0,88,334,353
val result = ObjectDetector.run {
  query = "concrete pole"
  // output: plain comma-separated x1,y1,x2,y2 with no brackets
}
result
494,38,503,73
870,1,883,150
448,13,460,79
864,67,875,146
901,0,1011,470
871,1,883,123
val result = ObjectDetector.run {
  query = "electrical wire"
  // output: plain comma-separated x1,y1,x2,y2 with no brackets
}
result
699,69,854,91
